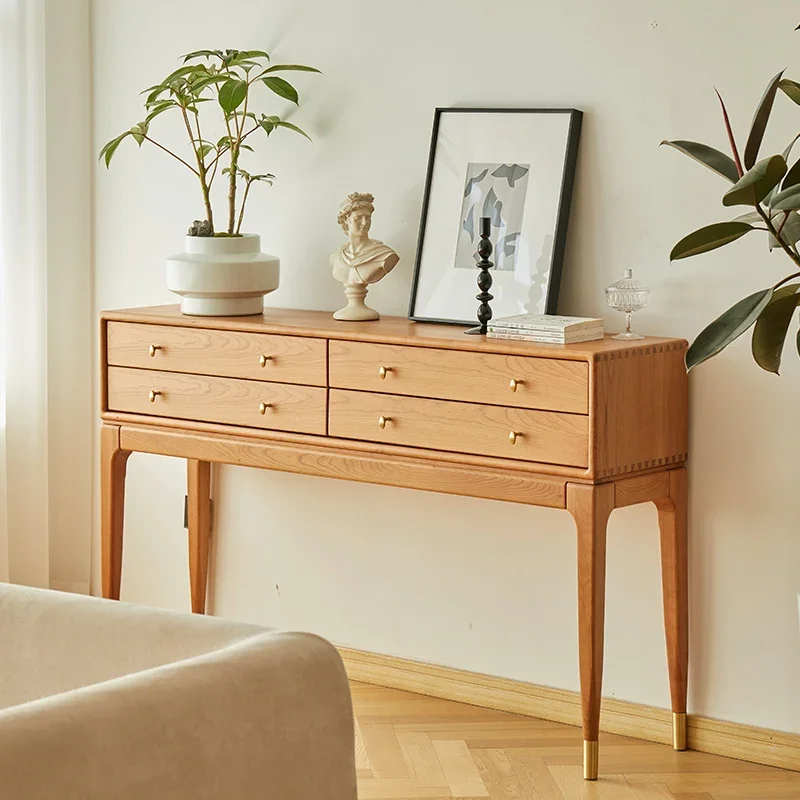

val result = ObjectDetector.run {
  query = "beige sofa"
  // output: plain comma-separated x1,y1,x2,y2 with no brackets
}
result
0,585,357,799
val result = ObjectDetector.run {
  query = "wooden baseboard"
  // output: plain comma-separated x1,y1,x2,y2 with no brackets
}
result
338,646,800,773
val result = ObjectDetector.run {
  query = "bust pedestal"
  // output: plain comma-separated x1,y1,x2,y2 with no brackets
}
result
333,283,380,321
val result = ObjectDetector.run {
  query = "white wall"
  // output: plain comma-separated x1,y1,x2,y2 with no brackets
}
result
91,0,800,733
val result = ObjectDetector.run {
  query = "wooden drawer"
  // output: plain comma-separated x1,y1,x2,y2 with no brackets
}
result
329,340,588,413
107,322,326,386
108,367,327,435
328,390,588,467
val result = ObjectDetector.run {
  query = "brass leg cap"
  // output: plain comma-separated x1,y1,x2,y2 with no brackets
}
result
583,740,599,780
673,711,687,750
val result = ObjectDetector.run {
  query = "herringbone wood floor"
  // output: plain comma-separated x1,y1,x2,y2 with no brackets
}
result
350,681,799,799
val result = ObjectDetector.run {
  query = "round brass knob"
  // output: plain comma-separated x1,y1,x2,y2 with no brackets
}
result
509,378,523,392
259,354,273,368
378,415,391,429
509,430,521,445
149,344,161,357
378,365,391,380
259,402,272,415
149,390,161,403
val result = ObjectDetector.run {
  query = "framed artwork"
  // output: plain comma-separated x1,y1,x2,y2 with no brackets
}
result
408,108,582,325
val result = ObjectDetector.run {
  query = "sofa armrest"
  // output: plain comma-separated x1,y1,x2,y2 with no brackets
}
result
0,631,357,800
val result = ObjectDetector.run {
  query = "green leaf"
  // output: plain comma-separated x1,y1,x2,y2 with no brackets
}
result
770,183,800,211
768,211,800,249
262,64,321,74
751,285,800,372
188,74,228,94
779,78,800,105
744,70,785,169
686,288,774,370
239,49,270,60
98,132,130,168
181,49,221,62
144,100,175,124
260,118,275,135
162,63,205,85
660,140,739,183
722,155,787,207
276,120,312,141
262,76,298,104
781,159,800,192
218,79,247,113
670,221,754,260
197,143,215,160
766,134,800,205
129,122,148,146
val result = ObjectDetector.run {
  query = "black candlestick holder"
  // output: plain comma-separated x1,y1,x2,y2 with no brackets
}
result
465,216,494,335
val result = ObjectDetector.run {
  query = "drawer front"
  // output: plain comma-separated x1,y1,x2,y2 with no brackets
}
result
328,390,588,467
329,340,588,413
107,322,327,386
108,367,327,435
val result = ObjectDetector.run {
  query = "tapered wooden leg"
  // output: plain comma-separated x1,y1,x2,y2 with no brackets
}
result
655,467,689,751
101,424,130,600
187,459,212,614
567,481,614,780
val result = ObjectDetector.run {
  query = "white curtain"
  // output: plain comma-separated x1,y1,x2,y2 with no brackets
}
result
0,0,49,586
0,0,92,590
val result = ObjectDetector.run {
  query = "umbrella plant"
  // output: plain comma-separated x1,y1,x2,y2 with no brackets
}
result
664,32,800,374
99,48,319,237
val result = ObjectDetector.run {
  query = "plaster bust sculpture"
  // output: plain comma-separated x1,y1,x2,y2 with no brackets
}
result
331,192,399,321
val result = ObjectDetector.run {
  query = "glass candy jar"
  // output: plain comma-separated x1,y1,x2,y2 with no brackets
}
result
605,269,650,340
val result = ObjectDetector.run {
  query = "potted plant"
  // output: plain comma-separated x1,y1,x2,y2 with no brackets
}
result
663,34,800,373
100,48,319,316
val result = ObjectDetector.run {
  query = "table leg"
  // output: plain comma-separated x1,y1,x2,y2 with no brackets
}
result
187,459,212,614
101,424,130,600
655,467,689,751
567,481,614,780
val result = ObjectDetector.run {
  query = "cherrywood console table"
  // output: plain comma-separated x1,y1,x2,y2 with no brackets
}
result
99,304,689,780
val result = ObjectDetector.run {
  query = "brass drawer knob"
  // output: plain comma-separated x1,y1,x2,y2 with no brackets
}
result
149,390,161,403
378,415,391,429
259,354,273,368
149,344,161,358
378,365,391,380
509,378,523,392
509,430,521,445
259,402,272,415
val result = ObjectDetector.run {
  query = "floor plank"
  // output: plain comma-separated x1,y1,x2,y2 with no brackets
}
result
349,681,796,800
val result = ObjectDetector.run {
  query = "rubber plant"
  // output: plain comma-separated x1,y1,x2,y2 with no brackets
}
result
99,48,319,236
663,28,800,374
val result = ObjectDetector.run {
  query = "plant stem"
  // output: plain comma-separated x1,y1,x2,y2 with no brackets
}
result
235,179,252,235
756,202,800,269
180,105,214,230
142,135,199,175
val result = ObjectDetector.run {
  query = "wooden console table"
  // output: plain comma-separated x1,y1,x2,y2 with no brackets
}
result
99,305,689,780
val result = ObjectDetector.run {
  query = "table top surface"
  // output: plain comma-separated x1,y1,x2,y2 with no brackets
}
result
103,305,687,362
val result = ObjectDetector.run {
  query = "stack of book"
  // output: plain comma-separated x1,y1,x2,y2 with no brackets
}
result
486,314,604,344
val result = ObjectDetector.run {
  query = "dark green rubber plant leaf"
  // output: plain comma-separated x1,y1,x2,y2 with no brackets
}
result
722,155,787,207
770,183,800,211
686,288,774,371
660,140,739,183
751,285,800,373
744,70,785,169
779,78,800,105
670,221,754,260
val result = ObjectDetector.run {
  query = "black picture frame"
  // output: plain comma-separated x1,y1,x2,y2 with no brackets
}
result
408,107,583,326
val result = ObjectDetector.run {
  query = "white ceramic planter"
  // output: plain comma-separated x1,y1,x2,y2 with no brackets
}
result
166,233,280,316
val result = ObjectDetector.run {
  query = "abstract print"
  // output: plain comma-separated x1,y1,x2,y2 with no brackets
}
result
456,162,530,272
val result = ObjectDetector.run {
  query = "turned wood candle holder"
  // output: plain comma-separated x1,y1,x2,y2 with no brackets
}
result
465,216,494,335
